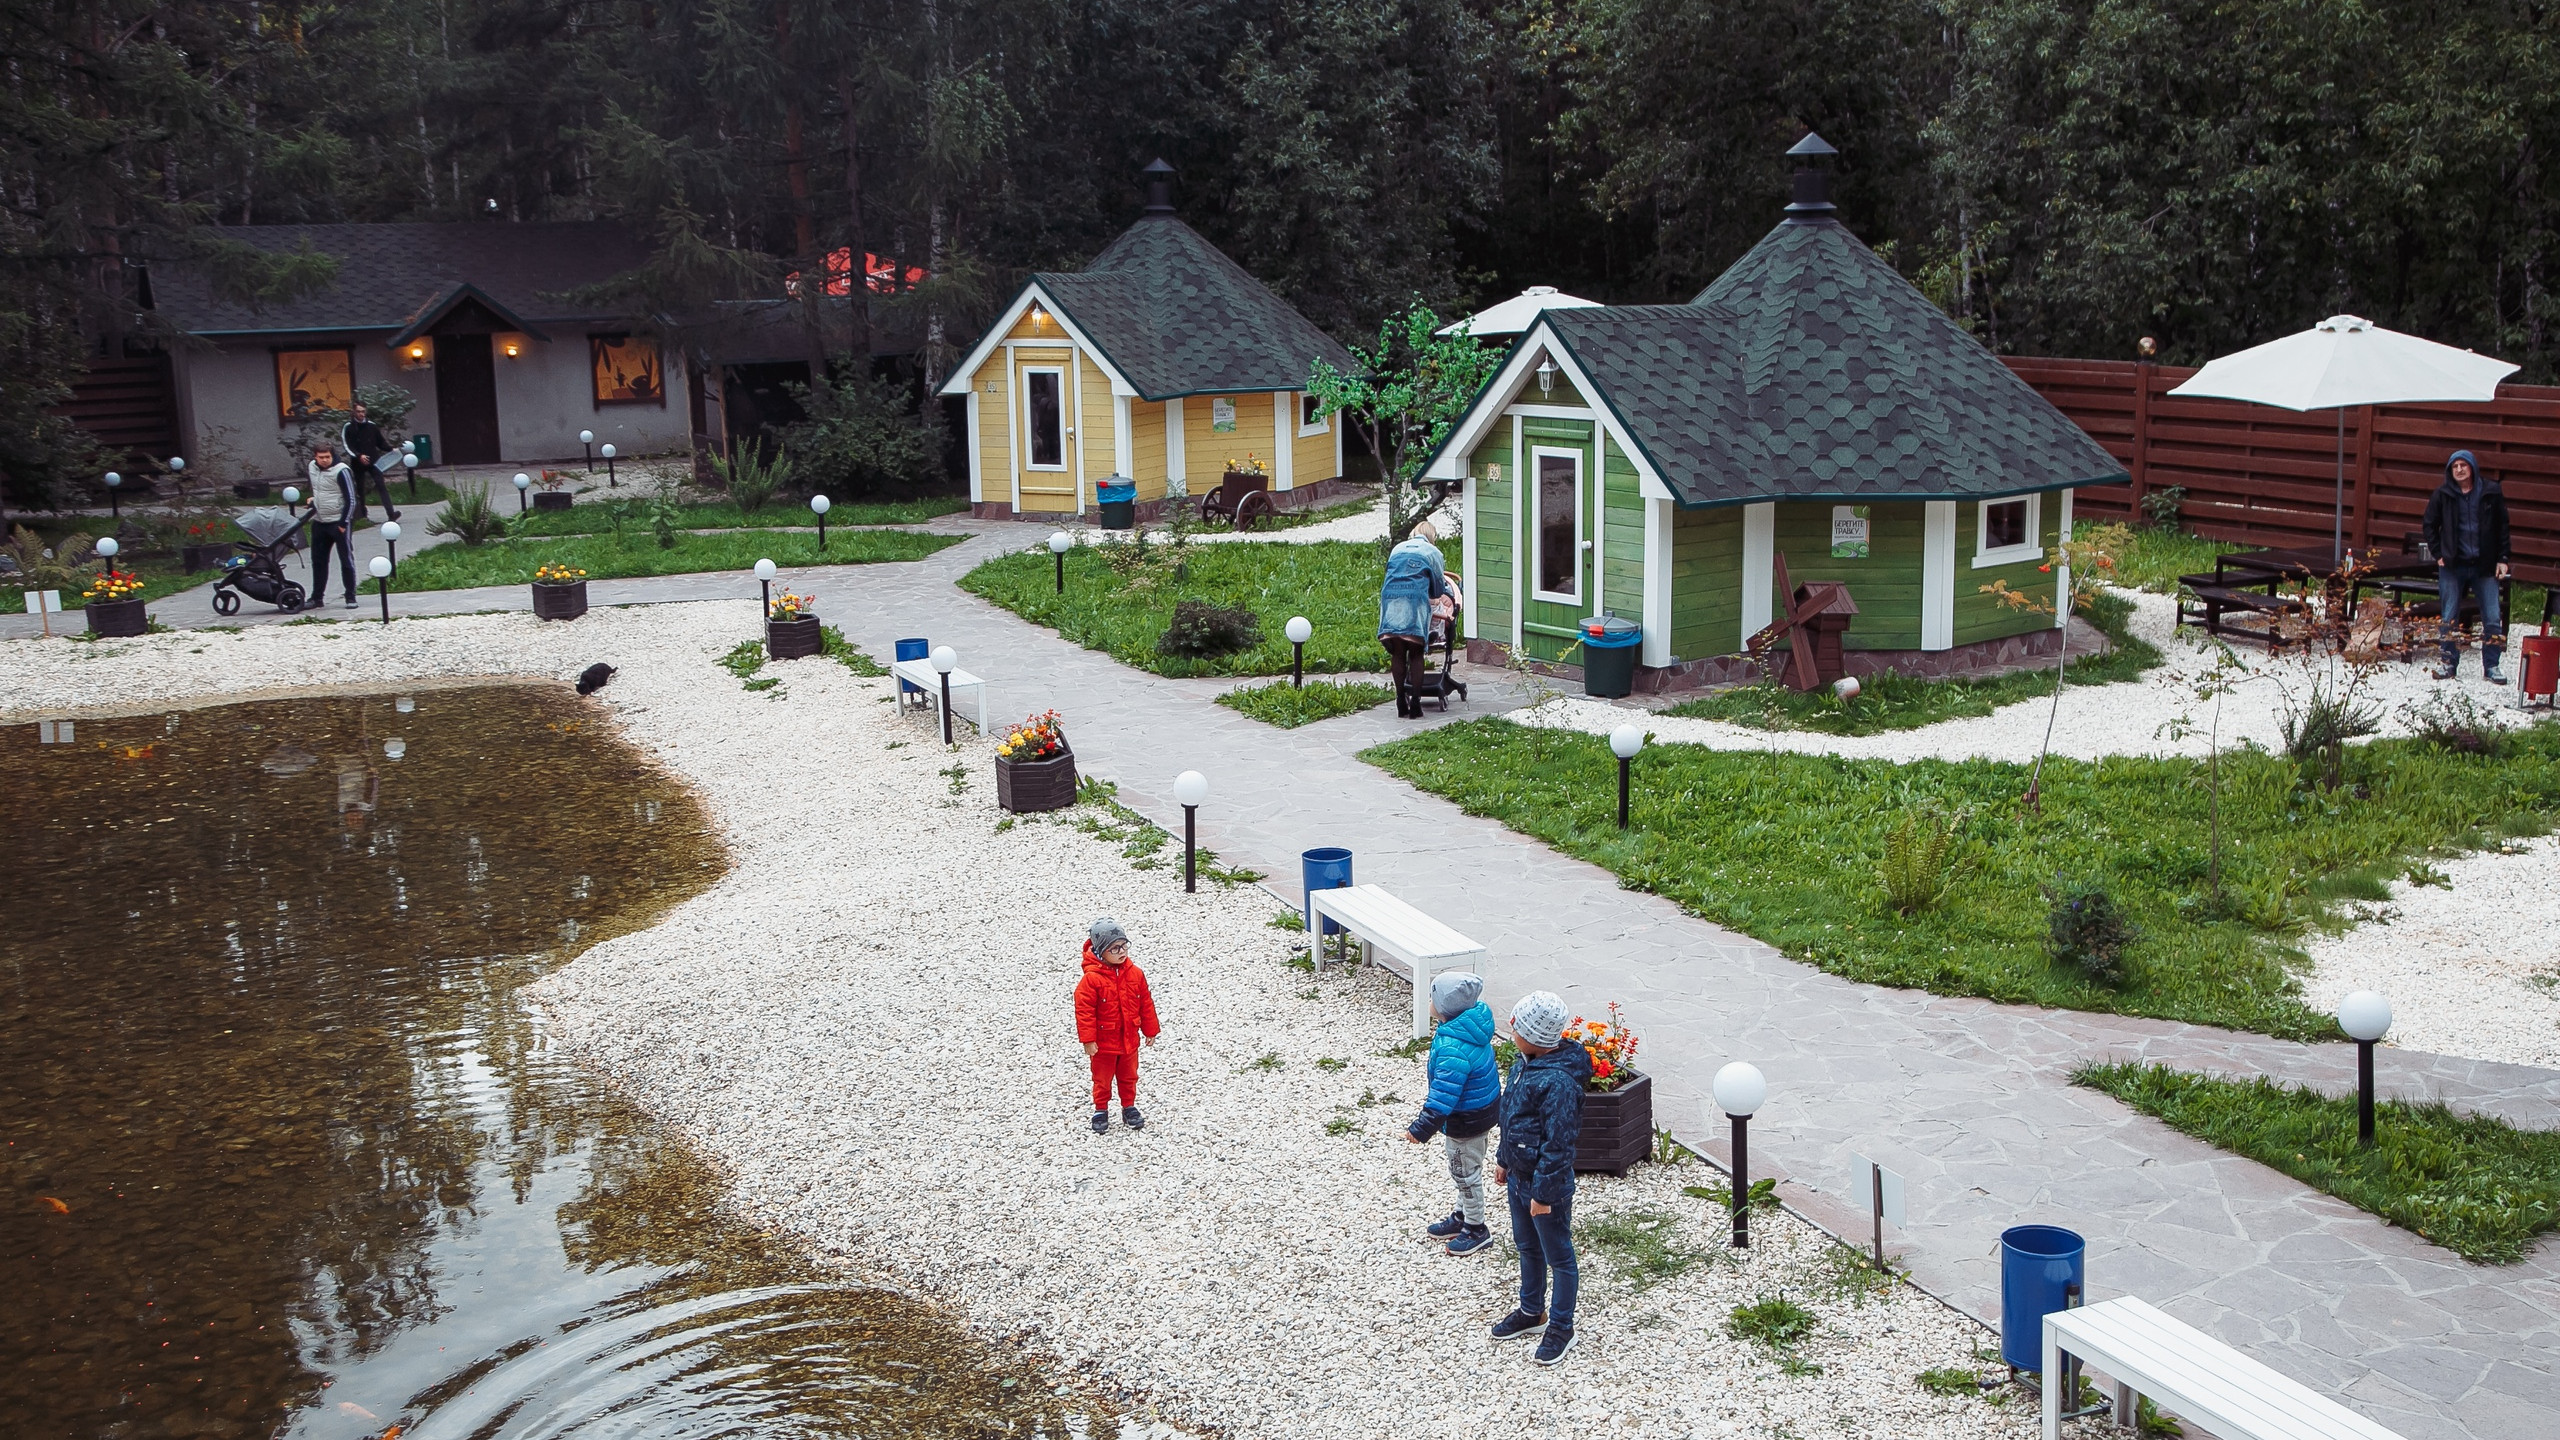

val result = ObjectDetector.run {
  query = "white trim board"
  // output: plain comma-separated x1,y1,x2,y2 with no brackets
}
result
965,391,984,504
2054,489,2075,627
1511,413,1526,650
941,283,1138,398
1529,445,1586,606
1740,502,1775,649
1921,500,1957,650
1462,473,1481,642
1643,496,1671,666
1973,492,2042,568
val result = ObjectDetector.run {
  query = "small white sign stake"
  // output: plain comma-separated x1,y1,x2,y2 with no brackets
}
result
1851,1152,1906,1271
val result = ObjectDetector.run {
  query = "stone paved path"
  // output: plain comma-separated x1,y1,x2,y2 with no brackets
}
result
12,519,2556,1438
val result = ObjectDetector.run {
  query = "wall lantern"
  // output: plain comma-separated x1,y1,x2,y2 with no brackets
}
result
1030,304,1049,333
500,335,524,359
1537,358,1558,394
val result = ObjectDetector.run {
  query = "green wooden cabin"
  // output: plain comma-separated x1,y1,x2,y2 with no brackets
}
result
1429,137,2127,689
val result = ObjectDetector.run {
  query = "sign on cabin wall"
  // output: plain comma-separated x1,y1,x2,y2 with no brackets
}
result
1831,505,1871,559
1212,397,1237,432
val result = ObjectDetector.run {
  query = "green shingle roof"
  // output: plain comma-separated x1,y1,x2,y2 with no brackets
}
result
1029,217,1355,400
1496,217,2127,508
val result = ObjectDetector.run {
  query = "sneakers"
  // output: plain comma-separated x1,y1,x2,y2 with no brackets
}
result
1122,1106,1146,1130
1488,1309,1547,1342
1090,1110,1109,1135
1425,1210,1468,1239
1445,1224,1496,1257
2433,665,2460,681
343,596,360,608
1533,1324,1577,1366
2487,668,2510,686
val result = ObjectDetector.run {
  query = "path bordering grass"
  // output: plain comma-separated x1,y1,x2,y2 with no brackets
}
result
2076,1061,2560,1264
1360,718,2560,1038
386,529,963,592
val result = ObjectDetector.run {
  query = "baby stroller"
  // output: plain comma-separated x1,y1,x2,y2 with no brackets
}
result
210,507,310,616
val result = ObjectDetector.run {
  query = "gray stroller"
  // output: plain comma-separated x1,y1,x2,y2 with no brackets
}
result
210,507,310,616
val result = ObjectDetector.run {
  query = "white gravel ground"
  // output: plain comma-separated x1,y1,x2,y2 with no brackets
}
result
0,607,2030,1440
1519,588,2537,765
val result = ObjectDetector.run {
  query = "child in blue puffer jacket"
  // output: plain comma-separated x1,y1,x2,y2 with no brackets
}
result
1403,971,1502,1255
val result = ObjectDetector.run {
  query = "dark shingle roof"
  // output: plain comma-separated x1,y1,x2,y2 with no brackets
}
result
1649,217,2124,504
150,222,652,335
1032,217,1355,399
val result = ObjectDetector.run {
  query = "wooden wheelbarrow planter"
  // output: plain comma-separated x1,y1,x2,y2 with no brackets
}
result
1199,470,1276,530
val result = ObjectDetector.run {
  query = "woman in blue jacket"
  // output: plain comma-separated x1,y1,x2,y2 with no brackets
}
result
1378,524,1448,718
1404,972,1501,1255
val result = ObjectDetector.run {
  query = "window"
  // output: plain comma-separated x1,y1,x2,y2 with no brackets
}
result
275,348,354,422
1973,494,2042,567
1025,369,1065,468
1535,450,1582,600
590,335,665,406
1299,392,1329,435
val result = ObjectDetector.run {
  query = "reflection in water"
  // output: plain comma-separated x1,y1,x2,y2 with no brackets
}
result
3,686,1108,1440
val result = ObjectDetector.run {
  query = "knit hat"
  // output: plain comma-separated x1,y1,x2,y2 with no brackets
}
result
1088,917,1129,954
1430,971,1484,1021
1510,990,1567,1049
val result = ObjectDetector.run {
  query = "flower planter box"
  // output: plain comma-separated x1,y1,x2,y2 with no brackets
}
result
1573,1069,1653,1175
766,614,823,659
531,580,589,621
86,596,149,638
181,543,233,573
533,491,575,511
996,742,1078,812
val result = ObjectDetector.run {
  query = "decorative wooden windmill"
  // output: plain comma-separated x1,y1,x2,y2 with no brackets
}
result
1744,552,1859,691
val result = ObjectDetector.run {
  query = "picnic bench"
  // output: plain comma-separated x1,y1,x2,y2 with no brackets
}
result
1309,883,1487,1039
2043,1296,2406,1440
888,655,990,734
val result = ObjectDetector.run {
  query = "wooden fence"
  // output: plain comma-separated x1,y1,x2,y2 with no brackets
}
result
2006,356,2560,586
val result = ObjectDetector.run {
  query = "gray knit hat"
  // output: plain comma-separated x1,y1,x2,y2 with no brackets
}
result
1088,917,1129,954
1430,971,1484,1021
1510,990,1567,1049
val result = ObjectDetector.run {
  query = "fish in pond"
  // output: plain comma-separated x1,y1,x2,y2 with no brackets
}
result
40,1196,69,1214
576,663,616,696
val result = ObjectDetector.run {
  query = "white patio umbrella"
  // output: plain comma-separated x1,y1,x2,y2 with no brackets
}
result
2168,314,2518,562
1436,285,1603,339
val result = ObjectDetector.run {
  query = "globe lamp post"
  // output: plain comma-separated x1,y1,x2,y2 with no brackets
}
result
512,473,532,514
753,557,778,624
1712,1062,1768,1248
104,470,122,519
1285,616,1313,687
1173,770,1209,893
1610,724,1645,829
931,644,959,746
1049,531,1073,594
811,493,832,551
368,555,393,624
579,429,596,472
601,442,618,487
379,520,402,576
2338,991,2392,1147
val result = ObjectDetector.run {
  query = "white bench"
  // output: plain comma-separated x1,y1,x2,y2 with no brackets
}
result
889,656,989,735
2044,1296,2406,1440
1309,883,1487,1039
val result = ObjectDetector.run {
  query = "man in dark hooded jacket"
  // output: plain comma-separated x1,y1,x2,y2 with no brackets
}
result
2419,449,2511,683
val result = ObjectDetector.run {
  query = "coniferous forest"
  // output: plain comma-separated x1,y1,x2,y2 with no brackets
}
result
10,0,2560,497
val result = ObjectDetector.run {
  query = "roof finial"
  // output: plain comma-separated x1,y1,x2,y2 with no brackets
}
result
1143,158,1177,216
1784,131,1837,224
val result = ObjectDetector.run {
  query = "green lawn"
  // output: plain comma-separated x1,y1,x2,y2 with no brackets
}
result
2094,523,2245,594
2077,1062,2560,1264
384,528,964,593
1217,678,1396,727
1360,719,2560,1038
1663,593,2160,736
960,538,1455,678
503,494,965,536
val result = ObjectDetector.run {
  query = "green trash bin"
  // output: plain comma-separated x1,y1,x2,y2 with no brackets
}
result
409,433,433,466
1581,613,1641,698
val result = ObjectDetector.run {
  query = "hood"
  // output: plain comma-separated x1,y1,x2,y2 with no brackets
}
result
1081,940,1127,977
2444,449,2484,488
1438,1000,1495,1046
1522,1038,1594,1084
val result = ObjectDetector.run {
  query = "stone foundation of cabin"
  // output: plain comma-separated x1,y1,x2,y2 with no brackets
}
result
971,476,1365,523
1466,615,2113,696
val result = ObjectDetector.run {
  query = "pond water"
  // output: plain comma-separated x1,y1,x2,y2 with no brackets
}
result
3,685,1105,1440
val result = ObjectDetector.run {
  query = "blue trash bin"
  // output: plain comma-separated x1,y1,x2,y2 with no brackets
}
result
1999,1224,2086,1372
1581,614,1642,698
1302,847,1354,942
1098,479,1138,532
895,637,929,695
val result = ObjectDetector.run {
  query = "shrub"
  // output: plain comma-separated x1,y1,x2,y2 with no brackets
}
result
2398,690,2504,756
2138,484,2187,531
425,487,505,546
776,371,938,495
1727,1294,1818,1349
712,443,791,515
1878,805,1961,914
2045,876,2139,988
2278,672,2383,787
1158,599,1263,658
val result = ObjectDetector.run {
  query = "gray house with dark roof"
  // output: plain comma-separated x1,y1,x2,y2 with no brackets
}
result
151,222,698,471
1427,138,2126,688
936,161,1357,518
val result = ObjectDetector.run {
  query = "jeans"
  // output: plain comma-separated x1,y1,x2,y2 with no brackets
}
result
1444,1130,1490,1226
309,521,356,604
1507,1181,1577,1328
2436,565,2505,672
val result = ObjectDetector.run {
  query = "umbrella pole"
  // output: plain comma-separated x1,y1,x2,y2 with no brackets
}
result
2334,409,2346,566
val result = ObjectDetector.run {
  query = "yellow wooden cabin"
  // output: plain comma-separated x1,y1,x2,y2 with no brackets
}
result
939,161,1358,520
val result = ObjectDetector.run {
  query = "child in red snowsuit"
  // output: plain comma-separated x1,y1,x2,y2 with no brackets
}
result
1076,916,1161,1134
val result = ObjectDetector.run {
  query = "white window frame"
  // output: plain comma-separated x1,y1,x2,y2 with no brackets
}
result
1021,366,1069,472
1972,493,2042,568
1530,445,1585,605
1297,391,1330,437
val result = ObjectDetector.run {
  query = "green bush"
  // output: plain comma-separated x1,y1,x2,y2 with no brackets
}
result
1158,598,1263,658
425,487,506,546
1878,806,1961,915
712,443,792,515
2044,876,2139,988
777,371,938,496
1727,1294,1818,1348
